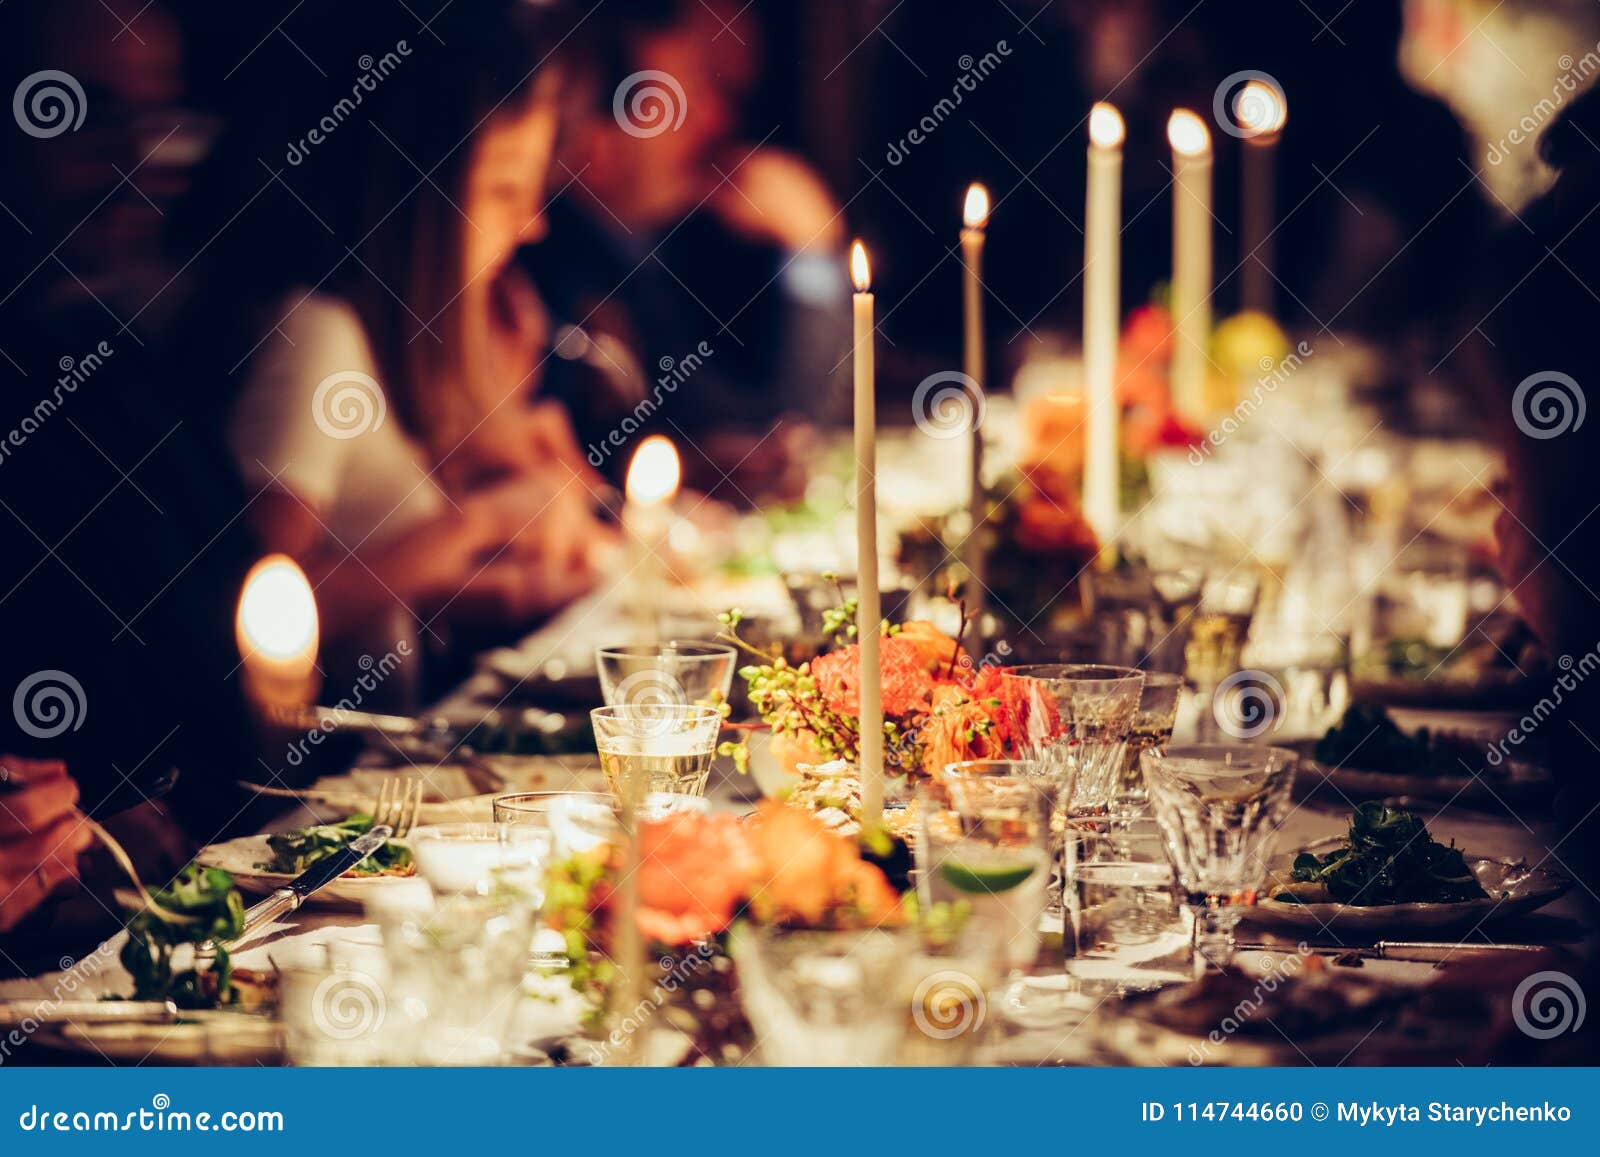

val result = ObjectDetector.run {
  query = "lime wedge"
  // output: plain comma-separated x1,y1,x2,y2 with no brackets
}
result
939,859,1036,894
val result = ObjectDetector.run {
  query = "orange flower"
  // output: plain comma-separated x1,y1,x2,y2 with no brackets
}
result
633,813,754,946
744,803,902,929
811,636,934,719
895,620,964,676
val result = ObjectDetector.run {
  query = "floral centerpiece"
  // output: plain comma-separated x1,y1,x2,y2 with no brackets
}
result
717,595,1028,785
543,803,904,1065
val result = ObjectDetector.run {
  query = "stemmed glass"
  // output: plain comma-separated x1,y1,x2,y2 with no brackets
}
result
1002,665,1144,817
1112,672,1185,820
1185,575,1259,738
1141,743,1296,967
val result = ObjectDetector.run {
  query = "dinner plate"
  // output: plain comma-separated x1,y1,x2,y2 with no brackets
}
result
1247,843,1571,935
195,835,418,909
1286,738,1554,806
38,1011,282,1066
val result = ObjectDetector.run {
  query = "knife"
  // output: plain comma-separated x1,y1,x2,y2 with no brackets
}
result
1,1000,179,1029
237,824,395,935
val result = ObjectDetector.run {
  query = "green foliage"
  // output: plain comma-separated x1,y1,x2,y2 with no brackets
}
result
120,864,247,1008
262,813,413,877
1280,802,1487,906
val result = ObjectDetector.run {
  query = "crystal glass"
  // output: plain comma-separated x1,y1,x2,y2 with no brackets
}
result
596,641,737,712
589,703,722,798
916,777,1051,976
370,889,536,1065
942,758,1063,917
277,937,393,1066
730,925,913,1065
1003,664,1143,815
1184,573,1260,687
407,822,548,898
1114,673,1184,817
1142,744,1296,967
1063,821,1195,994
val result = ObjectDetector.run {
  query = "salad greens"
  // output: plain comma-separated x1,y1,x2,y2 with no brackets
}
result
120,864,247,1008
262,813,414,877
1314,704,1483,778
1275,803,1487,906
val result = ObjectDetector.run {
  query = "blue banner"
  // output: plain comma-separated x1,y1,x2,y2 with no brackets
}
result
2,1067,1596,1151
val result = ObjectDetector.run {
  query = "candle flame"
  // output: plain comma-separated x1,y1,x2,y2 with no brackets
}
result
962,184,990,230
1088,102,1125,149
1235,79,1287,137
625,435,681,506
1166,109,1210,157
850,240,871,292
237,554,318,662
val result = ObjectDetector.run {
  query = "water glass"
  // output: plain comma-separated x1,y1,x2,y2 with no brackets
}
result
942,758,1063,916
370,890,537,1066
596,641,737,711
916,777,1051,975
1114,672,1184,817
1063,821,1195,994
1142,744,1296,967
731,925,913,1065
1003,664,1143,815
589,703,723,798
408,822,548,898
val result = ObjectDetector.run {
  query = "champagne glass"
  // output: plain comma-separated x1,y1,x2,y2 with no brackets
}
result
1112,672,1184,819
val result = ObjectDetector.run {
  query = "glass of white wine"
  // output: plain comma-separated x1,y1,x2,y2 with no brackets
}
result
589,703,723,799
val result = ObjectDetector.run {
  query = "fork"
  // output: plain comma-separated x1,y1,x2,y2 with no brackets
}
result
227,779,425,941
371,776,424,837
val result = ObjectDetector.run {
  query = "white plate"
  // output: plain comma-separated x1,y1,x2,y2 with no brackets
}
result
39,1011,282,1065
1248,847,1571,935
195,835,417,910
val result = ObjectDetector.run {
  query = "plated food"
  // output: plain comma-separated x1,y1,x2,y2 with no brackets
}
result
197,815,420,909
1249,803,1569,934
1293,704,1552,803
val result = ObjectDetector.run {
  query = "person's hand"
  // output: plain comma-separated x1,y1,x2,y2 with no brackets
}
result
484,259,549,406
452,400,602,493
708,148,843,254
0,757,93,934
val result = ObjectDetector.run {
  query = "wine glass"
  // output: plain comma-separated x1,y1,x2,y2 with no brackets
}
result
596,641,737,712
1141,743,1296,967
1002,665,1143,816
589,703,723,798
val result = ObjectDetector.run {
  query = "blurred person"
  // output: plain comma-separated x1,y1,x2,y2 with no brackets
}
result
179,0,614,681
0,0,264,849
1463,83,1600,923
0,757,93,937
527,0,850,503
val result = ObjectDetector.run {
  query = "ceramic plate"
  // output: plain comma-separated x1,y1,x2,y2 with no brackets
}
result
1248,844,1571,935
195,835,418,910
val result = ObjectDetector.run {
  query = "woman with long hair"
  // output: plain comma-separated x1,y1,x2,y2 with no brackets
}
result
181,0,609,682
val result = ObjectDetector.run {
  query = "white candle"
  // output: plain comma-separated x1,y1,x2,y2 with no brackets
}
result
1082,103,1124,568
1168,108,1213,425
623,436,680,645
1235,80,1287,317
235,553,320,716
960,183,989,614
851,240,884,830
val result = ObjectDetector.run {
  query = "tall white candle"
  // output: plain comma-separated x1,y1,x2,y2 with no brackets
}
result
1235,80,1287,317
1083,103,1124,568
623,436,680,645
851,240,884,830
960,183,989,614
1168,108,1213,425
